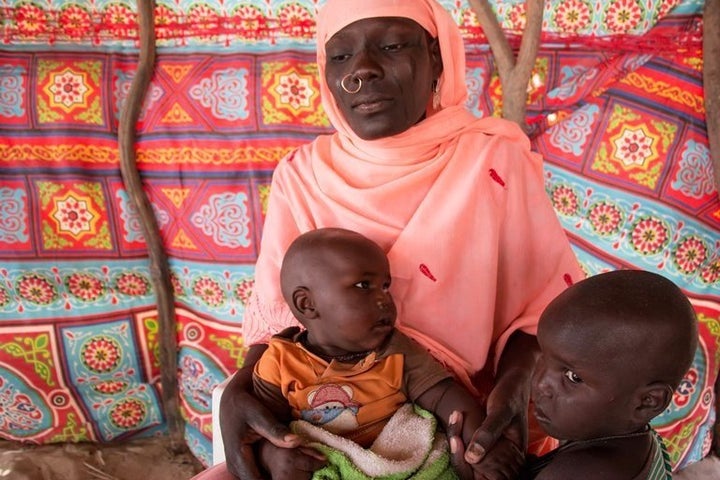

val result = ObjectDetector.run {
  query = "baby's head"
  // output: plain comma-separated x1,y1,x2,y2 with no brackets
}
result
280,228,396,358
531,270,697,441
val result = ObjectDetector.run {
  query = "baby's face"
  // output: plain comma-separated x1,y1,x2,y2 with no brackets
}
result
305,242,397,357
531,317,640,441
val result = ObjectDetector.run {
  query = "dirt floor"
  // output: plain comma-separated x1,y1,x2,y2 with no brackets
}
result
0,437,204,480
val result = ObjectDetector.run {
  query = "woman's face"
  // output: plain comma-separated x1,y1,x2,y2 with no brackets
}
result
324,17,442,140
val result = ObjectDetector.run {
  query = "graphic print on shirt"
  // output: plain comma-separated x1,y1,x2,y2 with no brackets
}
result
300,383,360,434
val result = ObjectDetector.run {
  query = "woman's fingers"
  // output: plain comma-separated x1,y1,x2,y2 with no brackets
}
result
464,409,512,464
447,411,473,480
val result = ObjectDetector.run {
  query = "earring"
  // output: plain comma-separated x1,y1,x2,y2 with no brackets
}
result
341,74,362,94
432,79,441,110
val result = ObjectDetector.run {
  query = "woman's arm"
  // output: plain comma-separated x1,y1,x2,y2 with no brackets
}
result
465,331,540,463
219,343,324,479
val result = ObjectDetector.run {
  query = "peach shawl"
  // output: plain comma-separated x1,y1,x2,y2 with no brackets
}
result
243,0,583,391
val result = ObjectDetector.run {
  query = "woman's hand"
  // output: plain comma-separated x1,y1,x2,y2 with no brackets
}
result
259,441,328,480
448,410,525,480
465,332,538,464
219,342,325,479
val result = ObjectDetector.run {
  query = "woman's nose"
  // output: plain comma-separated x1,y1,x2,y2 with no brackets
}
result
349,48,383,81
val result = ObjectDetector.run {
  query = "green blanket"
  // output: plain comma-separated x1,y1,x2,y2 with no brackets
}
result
290,404,458,480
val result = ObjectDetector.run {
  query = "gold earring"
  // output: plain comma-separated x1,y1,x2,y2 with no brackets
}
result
432,79,441,110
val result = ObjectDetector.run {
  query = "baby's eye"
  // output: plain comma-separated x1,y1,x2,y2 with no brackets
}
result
564,370,582,384
354,281,370,289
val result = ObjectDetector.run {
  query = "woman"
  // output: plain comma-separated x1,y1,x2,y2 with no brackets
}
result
216,0,584,479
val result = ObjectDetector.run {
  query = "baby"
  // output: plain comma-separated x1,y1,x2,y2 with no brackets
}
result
252,228,520,479
521,269,697,479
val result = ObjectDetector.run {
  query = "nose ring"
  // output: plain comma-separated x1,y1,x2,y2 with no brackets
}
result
341,74,362,94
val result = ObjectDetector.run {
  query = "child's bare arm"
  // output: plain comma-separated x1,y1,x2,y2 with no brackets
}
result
416,379,524,480
414,378,485,445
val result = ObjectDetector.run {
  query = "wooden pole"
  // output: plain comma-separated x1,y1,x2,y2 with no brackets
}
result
467,0,544,129
117,0,184,450
704,0,720,198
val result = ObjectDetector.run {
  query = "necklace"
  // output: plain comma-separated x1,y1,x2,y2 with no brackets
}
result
558,425,651,451
297,331,373,364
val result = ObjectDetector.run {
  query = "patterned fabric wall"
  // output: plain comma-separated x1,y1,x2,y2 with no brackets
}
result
0,0,718,471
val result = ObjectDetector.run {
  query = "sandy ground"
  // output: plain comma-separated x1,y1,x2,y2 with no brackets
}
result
0,437,204,480
2,436,719,480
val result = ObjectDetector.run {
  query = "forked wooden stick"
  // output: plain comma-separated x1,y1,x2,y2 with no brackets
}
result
467,0,544,129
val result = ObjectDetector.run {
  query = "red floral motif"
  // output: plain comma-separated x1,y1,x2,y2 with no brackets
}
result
115,272,151,296
188,4,220,37
53,194,93,233
551,185,579,216
15,4,48,36
102,4,136,36
699,261,720,285
0,287,9,307
17,273,57,305
604,0,643,34
109,398,146,429
587,202,623,236
193,276,226,307
81,336,121,373
507,3,527,32
613,127,654,166
673,236,707,275
154,5,181,39
170,272,185,297
275,73,313,110
234,278,254,306
278,3,314,38
630,216,669,255
92,380,128,395
65,273,106,302
554,0,591,32
59,5,92,38
234,5,267,38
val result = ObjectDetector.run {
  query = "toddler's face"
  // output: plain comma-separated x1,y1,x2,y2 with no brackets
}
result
305,242,397,357
530,318,639,441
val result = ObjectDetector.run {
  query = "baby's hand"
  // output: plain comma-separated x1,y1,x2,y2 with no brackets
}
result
260,441,326,480
468,436,524,480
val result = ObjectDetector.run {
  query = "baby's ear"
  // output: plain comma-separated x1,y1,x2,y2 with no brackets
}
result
292,287,319,320
633,383,673,424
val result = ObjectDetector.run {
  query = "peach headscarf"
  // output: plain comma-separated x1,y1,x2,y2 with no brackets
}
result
315,0,469,140
244,0,583,401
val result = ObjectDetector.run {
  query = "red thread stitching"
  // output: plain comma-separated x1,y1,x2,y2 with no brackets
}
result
419,264,437,282
489,168,505,187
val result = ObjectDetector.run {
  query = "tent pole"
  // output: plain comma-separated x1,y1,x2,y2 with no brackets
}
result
118,0,185,451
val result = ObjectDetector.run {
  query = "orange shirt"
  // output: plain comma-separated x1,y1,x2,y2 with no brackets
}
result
253,330,452,447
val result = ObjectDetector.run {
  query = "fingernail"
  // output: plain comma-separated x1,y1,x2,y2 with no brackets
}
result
466,445,485,463
283,433,297,442
449,411,459,425
450,437,458,454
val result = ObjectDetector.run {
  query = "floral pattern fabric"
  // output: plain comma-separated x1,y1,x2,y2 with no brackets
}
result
0,0,717,472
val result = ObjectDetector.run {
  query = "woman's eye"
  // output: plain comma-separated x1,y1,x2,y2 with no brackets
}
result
329,53,351,62
382,282,391,292
354,281,370,289
382,43,404,52
564,370,582,384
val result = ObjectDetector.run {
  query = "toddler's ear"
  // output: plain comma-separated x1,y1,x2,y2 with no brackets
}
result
633,383,673,424
292,287,319,320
